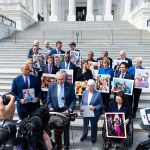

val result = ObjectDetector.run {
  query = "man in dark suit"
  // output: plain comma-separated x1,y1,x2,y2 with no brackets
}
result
28,40,42,58
43,57,58,74
28,45,39,59
115,62,134,106
47,71,76,150
86,51,96,62
11,64,41,119
118,50,132,68
49,41,65,56
97,50,113,68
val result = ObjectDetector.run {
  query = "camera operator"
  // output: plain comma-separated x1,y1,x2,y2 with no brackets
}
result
0,94,15,120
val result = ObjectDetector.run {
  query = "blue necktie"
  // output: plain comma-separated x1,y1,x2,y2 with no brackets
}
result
25,77,28,88
66,63,69,69
121,73,124,78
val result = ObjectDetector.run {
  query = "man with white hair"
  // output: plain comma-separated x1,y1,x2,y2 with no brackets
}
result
128,57,144,118
80,79,103,144
118,50,132,68
28,40,42,58
47,71,76,150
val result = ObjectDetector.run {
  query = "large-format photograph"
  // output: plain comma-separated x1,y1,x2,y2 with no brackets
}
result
41,73,56,91
135,69,150,89
60,69,73,83
75,81,87,95
70,51,81,67
23,88,35,103
54,54,65,66
96,74,110,93
88,61,100,70
33,54,46,70
105,113,127,138
112,78,134,95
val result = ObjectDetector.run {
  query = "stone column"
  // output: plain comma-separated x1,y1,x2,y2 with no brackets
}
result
33,0,39,21
43,0,48,22
67,0,76,21
28,0,33,13
122,0,132,20
50,0,58,21
23,0,28,9
86,0,94,21
39,0,43,13
104,0,113,21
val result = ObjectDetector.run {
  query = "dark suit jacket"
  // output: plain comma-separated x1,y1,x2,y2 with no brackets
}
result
115,71,134,80
43,64,58,74
11,75,41,113
76,68,93,81
49,49,65,56
118,57,132,68
80,90,103,117
67,49,80,55
47,81,76,111
60,61,76,70
28,47,42,58
97,57,113,68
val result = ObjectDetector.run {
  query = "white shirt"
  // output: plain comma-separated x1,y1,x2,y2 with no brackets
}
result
22,75,30,88
119,72,126,78
87,92,93,105
57,84,65,108
65,62,70,69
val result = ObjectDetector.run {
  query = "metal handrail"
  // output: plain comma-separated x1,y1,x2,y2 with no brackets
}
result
0,14,16,28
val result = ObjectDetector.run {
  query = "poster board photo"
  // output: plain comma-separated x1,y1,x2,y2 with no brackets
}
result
41,73,56,91
75,81,88,95
33,54,46,70
70,51,81,67
54,54,65,66
113,59,128,72
105,113,127,138
112,78,134,95
135,69,150,89
88,61,100,70
96,74,110,93
60,69,73,83
23,88,35,103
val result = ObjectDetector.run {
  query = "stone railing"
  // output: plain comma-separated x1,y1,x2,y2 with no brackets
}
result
129,1,150,30
0,3,35,30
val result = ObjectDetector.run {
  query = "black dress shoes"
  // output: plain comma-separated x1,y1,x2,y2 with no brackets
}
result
80,136,87,142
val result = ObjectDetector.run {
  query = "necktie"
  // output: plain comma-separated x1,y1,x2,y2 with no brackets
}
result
25,77,28,88
121,73,124,78
66,63,69,69
48,65,52,74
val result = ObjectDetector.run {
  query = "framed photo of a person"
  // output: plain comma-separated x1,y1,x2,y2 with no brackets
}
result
23,88,35,103
113,59,128,72
135,69,150,89
75,81,88,95
105,113,127,138
41,73,56,91
33,54,46,70
60,69,73,83
96,74,110,93
88,61,100,70
112,78,134,95
91,70,98,79
54,54,65,66
70,51,81,67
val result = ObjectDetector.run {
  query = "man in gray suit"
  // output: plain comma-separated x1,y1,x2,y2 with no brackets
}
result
47,71,76,150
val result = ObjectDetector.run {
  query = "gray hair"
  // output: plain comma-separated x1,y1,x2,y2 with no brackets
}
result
87,79,96,88
56,70,66,78
120,50,126,55
134,57,142,63
44,40,49,45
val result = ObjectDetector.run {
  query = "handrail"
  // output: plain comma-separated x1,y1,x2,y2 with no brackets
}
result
0,14,16,28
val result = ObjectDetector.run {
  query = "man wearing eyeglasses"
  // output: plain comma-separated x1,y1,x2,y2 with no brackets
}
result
11,64,41,119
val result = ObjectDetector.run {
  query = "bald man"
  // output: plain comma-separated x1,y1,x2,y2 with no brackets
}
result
11,64,41,119
118,50,132,68
28,40,42,58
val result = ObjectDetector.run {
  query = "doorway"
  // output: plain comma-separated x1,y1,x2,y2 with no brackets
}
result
76,7,86,21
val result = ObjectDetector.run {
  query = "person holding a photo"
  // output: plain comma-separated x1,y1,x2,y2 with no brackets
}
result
86,51,96,62
98,58,114,112
80,79,103,144
128,57,144,118
109,91,132,132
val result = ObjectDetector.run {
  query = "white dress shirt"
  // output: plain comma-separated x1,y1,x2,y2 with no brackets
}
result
22,75,30,88
57,84,65,108
87,92,93,105
65,62,70,69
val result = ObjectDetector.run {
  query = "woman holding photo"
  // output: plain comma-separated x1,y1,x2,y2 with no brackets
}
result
128,57,144,118
98,58,114,112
